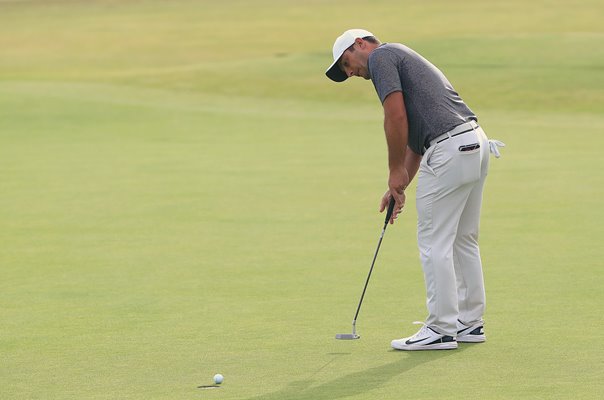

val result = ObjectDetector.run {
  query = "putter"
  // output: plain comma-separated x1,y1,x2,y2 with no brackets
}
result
336,196,396,340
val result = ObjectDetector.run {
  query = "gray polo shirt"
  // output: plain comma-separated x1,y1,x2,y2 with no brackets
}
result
368,43,477,154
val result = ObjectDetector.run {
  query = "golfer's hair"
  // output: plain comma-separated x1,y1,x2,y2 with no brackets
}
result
362,36,380,44
347,36,381,52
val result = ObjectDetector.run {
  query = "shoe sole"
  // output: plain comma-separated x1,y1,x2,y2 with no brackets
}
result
391,342,458,351
457,335,486,343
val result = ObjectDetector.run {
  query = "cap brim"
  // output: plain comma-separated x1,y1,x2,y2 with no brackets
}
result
325,59,348,82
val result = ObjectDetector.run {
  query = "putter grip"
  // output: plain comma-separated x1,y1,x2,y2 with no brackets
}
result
384,197,396,224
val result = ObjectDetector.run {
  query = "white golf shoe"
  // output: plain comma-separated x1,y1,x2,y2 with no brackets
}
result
456,320,486,343
391,322,458,351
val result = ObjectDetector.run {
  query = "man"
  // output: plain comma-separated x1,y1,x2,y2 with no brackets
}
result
326,29,503,350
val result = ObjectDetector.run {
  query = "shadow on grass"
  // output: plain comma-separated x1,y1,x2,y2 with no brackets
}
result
243,347,465,400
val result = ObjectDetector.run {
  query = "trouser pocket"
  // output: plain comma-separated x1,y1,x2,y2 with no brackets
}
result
459,143,480,153
436,133,482,188
456,143,482,185
420,144,438,177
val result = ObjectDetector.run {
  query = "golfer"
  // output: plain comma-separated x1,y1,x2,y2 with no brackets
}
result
326,29,503,350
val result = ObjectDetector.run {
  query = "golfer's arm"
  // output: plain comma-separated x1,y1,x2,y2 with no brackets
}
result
404,147,422,182
383,91,408,175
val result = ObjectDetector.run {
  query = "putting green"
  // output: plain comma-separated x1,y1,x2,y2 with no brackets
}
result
1,1,603,399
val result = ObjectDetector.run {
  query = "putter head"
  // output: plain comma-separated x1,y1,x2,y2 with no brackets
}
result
335,333,360,340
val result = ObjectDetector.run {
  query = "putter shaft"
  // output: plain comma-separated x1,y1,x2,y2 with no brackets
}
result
336,197,396,340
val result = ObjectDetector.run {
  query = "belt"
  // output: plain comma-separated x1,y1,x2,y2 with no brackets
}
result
426,120,479,149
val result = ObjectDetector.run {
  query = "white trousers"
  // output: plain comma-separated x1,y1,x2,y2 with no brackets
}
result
416,124,490,336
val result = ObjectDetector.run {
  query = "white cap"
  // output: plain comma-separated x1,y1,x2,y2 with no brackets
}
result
325,29,374,82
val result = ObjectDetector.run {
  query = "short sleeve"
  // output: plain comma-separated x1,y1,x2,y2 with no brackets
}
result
368,49,403,104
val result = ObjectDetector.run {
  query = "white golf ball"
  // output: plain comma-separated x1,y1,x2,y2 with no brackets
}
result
213,374,224,385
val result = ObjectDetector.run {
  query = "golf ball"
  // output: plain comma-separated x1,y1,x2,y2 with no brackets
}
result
213,374,224,385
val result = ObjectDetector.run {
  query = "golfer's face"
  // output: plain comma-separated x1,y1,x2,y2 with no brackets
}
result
339,48,370,80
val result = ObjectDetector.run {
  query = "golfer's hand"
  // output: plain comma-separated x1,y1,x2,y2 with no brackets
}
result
380,169,409,224
380,190,405,224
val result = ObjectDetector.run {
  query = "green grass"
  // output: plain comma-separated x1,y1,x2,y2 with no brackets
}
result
1,0,603,399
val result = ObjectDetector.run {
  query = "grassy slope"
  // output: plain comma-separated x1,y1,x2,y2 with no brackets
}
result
1,1,603,399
